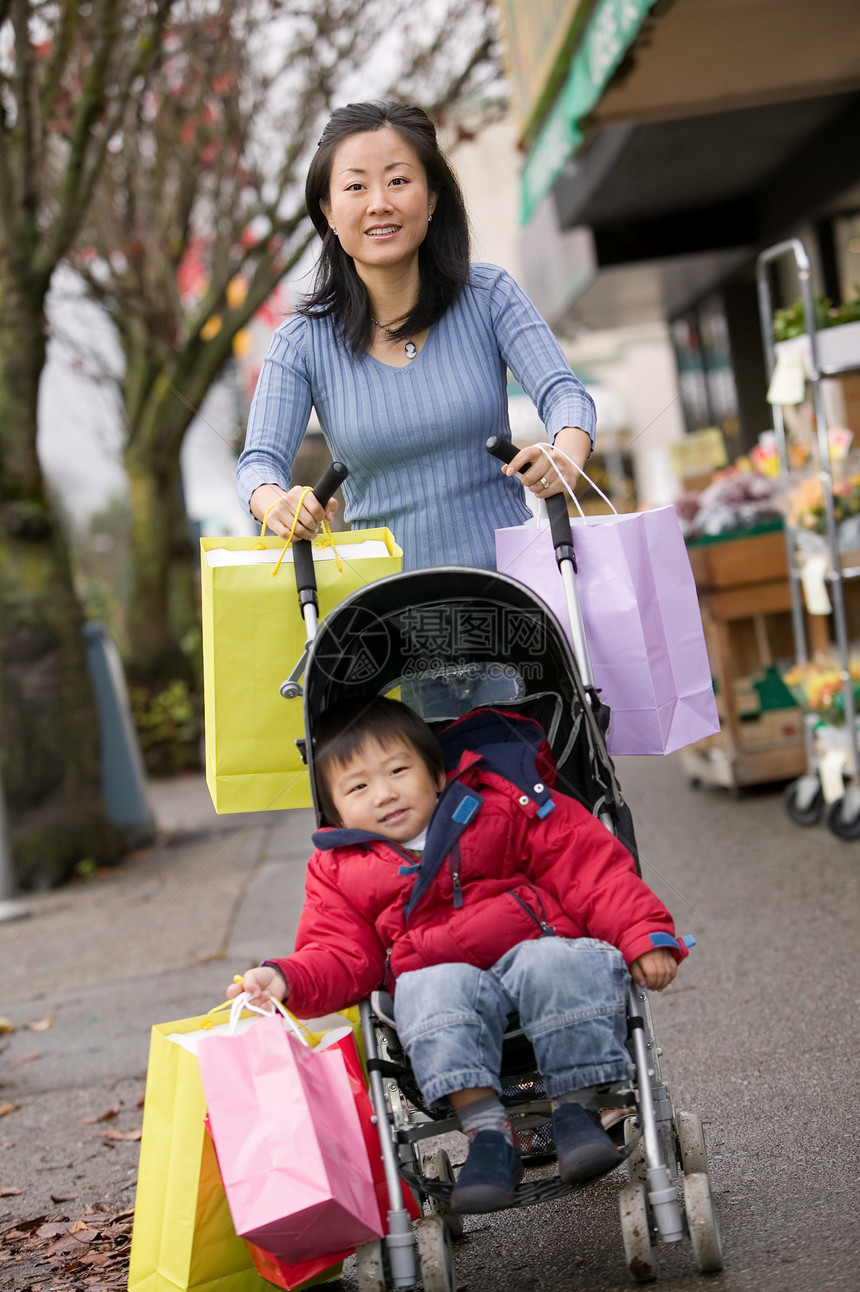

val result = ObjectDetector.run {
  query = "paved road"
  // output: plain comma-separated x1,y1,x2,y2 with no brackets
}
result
1,758,858,1290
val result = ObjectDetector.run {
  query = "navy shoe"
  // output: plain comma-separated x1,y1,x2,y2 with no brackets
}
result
450,1130,523,1213
552,1102,624,1185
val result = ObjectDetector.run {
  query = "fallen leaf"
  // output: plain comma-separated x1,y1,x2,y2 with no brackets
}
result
98,1128,141,1141
108,1208,135,1223
2,1214,48,1236
8,1050,41,1066
81,1109,118,1124
0,1017,14,1034
0,1102,18,1116
27,1015,53,1032
51,1192,77,1203
0,1186,21,1196
36,1222,71,1239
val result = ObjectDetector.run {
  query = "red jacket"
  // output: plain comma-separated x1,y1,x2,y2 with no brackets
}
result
271,720,687,1018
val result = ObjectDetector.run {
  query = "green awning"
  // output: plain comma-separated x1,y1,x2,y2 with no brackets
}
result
521,0,658,224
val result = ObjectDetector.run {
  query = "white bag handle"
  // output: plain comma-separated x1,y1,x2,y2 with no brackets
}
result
227,990,311,1046
535,443,618,518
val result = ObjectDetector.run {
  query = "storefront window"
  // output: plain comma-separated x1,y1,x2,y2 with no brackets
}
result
671,297,740,443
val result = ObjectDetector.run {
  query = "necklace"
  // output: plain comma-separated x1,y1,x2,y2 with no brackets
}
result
372,317,418,361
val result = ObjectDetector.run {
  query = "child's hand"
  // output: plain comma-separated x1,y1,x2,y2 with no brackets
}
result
226,966,288,1007
630,949,677,991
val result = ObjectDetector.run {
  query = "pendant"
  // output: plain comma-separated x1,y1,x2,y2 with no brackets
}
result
404,341,417,360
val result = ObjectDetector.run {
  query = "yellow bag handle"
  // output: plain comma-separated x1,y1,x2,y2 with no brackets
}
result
256,488,343,577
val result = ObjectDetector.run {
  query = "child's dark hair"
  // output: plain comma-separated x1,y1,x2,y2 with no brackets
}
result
301,100,470,352
313,696,445,826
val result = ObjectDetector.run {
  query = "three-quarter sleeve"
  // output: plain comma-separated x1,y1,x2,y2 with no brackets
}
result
235,317,314,513
486,267,596,446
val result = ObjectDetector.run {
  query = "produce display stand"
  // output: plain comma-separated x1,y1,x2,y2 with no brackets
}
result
681,527,807,793
756,238,860,836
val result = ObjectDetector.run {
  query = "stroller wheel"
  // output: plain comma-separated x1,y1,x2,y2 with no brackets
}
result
422,1148,465,1239
683,1172,723,1273
415,1214,457,1292
675,1110,709,1176
619,1181,656,1283
623,1115,647,1185
356,1238,388,1292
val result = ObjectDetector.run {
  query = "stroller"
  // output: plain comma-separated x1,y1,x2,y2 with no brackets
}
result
283,455,722,1290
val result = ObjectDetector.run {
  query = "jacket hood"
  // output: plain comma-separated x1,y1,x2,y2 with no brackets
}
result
437,708,556,805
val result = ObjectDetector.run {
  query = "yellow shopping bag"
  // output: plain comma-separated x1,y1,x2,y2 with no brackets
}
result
201,528,402,813
127,1010,343,1292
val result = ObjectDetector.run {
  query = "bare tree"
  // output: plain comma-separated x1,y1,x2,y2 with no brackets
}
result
0,0,177,885
71,0,503,684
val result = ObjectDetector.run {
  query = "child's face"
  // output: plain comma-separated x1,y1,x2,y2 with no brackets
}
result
326,736,445,843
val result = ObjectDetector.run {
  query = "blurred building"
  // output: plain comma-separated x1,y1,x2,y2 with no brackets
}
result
447,109,684,508
497,0,860,462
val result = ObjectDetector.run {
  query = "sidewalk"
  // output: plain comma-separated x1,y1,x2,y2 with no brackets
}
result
0,774,316,1262
3,757,860,1291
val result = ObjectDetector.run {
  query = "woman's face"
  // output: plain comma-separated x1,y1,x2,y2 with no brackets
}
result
320,127,436,281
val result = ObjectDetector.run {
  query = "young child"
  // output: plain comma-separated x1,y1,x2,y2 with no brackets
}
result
228,697,686,1213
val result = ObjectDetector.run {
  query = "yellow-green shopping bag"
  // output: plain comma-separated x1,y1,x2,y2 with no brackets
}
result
127,1010,342,1292
200,529,402,813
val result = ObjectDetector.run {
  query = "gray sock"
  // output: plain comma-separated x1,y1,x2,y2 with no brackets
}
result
455,1095,513,1142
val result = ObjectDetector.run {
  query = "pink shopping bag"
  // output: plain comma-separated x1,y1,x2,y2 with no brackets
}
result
197,1010,384,1265
496,506,719,755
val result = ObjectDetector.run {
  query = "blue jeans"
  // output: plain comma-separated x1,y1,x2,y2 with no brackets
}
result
393,937,633,1107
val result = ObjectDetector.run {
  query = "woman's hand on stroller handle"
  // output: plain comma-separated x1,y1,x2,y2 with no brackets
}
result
486,435,575,557
226,966,289,1007
250,483,338,542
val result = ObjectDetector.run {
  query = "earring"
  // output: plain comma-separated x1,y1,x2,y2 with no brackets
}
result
428,212,433,223
331,227,338,236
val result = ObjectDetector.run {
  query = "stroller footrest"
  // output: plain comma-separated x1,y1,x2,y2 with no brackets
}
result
401,1132,639,1212
402,1167,574,1209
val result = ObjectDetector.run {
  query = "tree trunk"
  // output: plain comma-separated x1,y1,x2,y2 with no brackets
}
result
124,442,198,686
0,271,122,888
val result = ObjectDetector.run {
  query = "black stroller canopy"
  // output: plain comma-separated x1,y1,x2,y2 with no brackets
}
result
305,568,577,715
301,568,626,830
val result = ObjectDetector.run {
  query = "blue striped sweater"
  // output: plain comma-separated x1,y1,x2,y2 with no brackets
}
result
236,263,596,570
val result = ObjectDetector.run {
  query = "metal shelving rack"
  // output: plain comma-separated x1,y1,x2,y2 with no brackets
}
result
756,238,860,836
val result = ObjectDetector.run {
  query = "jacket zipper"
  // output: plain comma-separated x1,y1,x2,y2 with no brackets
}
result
449,842,463,909
509,886,556,937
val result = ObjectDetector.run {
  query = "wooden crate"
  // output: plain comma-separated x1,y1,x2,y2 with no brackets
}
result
687,529,788,590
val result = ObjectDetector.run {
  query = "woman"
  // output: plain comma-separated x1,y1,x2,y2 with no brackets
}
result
236,100,595,571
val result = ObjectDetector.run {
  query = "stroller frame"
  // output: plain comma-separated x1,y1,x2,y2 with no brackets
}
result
284,459,722,1287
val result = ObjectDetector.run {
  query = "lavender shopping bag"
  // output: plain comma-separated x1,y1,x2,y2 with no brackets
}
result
496,506,719,755
197,1004,383,1266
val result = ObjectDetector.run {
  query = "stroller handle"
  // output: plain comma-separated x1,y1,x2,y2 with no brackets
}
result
293,461,349,607
486,436,574,563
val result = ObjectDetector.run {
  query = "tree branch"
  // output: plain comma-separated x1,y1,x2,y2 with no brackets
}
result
40,0,176,275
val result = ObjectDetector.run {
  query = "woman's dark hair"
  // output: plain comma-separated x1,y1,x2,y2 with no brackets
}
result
300,101,471,352
313,695,445,826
